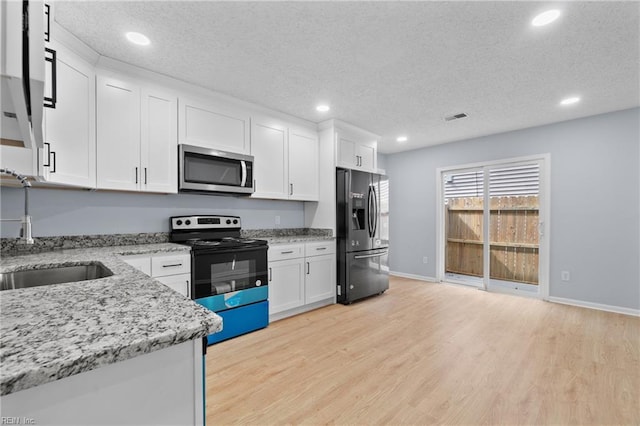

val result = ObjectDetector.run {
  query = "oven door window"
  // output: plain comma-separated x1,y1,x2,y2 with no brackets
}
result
184,152,243,186
193,247,268,299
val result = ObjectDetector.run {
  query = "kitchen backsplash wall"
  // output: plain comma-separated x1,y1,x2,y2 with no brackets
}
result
0,188,304,238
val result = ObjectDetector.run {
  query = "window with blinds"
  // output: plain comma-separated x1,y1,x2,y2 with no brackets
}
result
444,163,539,199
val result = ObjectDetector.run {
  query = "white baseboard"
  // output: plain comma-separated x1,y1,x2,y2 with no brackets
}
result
547,296,640,317
389,271,437,283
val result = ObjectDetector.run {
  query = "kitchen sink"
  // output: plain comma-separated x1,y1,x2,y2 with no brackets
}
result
0,263,113,291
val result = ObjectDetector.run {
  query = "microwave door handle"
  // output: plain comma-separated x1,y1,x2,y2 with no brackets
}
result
240,161,247,187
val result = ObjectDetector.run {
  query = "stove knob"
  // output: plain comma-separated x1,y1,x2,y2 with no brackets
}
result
233,219,238,225
226,219,231,225
185,220,191,225
176,220,183,226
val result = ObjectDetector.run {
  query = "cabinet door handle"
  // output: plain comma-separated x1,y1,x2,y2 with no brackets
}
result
44,48,57,108
135,167,138,184
281,250,294,254
162,263,183,268
268,267,272,282
144,167,148,184
316,247,327,251
290,183,293,196
306,262,310,275
50,151,56,173
44,4,51,42
43,142,51,167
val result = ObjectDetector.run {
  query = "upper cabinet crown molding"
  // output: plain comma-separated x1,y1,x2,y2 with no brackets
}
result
49,22,100,65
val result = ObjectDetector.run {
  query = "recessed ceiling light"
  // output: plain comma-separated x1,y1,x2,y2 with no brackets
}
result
126,32,150,46
560,96,581,106
531,9,561,27
396,136,408,143
316,104,330,112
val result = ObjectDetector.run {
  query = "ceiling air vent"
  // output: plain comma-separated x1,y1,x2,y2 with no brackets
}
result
444,113,468,122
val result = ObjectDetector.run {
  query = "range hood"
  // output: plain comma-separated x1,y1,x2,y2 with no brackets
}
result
1,0,45,150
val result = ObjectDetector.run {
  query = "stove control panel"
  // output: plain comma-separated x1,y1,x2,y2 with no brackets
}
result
171,215,241,230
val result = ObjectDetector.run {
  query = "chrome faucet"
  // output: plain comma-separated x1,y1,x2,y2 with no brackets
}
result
0,168,34,244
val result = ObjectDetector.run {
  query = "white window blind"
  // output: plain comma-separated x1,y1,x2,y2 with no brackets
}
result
444,170,484,199
489,164,539,196
444,163,539,199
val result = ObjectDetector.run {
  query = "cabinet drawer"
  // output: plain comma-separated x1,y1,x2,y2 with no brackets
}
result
151,253,190,277
268,244,304,262
305,240,336,257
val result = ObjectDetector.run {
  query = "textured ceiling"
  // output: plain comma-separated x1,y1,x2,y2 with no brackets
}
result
54,1,640,154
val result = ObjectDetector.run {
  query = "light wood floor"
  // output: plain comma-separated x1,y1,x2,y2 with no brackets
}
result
205,276,640,425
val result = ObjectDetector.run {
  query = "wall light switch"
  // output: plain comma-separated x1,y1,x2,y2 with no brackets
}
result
423,256,428,264
561,271,570,281
275,215,281,225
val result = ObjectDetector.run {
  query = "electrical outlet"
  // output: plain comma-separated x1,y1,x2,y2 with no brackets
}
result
275,216,280,225
561,271,570,282
423,256,428,264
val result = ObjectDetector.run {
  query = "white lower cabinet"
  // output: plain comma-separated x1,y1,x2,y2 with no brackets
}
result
121,252,191,298
268,240,335,321
268,257,305,313
2,339,204,426
155,274,191,298
305,254,335,304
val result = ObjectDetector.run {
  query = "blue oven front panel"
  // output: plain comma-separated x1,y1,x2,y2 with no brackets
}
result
196,286,268,312
196,286,269,345
205,300,269,345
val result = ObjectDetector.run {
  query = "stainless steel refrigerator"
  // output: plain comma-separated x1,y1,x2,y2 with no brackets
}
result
336,168,389,304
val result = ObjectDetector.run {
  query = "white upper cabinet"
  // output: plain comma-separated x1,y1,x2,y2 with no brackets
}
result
97,74,178,193
288,127,319,201
251,119,288,199
251,116,319,201
41,40,96,188
336,130,378,173
141,88,177,193
178,97,250,155
96,75,141,191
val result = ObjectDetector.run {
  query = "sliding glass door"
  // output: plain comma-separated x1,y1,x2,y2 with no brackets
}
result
443,168,485,287
440,157,547,297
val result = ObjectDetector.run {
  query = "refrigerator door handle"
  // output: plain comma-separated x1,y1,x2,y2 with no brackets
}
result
372,184,379,237
354,251,388,259
367,185,374,238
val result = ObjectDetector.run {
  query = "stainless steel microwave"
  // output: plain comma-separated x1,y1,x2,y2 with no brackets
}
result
178,144,254,195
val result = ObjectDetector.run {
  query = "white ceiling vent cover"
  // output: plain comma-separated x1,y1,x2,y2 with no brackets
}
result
444,113,468,122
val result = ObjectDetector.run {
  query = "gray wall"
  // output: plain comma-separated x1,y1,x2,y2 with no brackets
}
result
0,188,304,237
385,108,640,310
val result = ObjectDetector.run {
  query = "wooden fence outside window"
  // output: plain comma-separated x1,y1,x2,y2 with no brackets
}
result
445,195,539,285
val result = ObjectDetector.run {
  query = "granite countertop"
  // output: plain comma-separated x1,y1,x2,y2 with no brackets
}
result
264,235,335,244
0,243,222,396
240,228,334,245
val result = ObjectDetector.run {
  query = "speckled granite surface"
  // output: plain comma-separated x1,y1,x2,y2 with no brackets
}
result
264,235,335,244
242,228,333,244
0,243,222,396
0,232,170,255
0,229,332,255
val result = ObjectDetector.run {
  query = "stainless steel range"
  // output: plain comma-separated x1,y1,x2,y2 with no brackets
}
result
170,215,269,345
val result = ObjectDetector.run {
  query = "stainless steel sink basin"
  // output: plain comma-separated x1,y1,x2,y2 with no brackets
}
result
0,263,113,291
